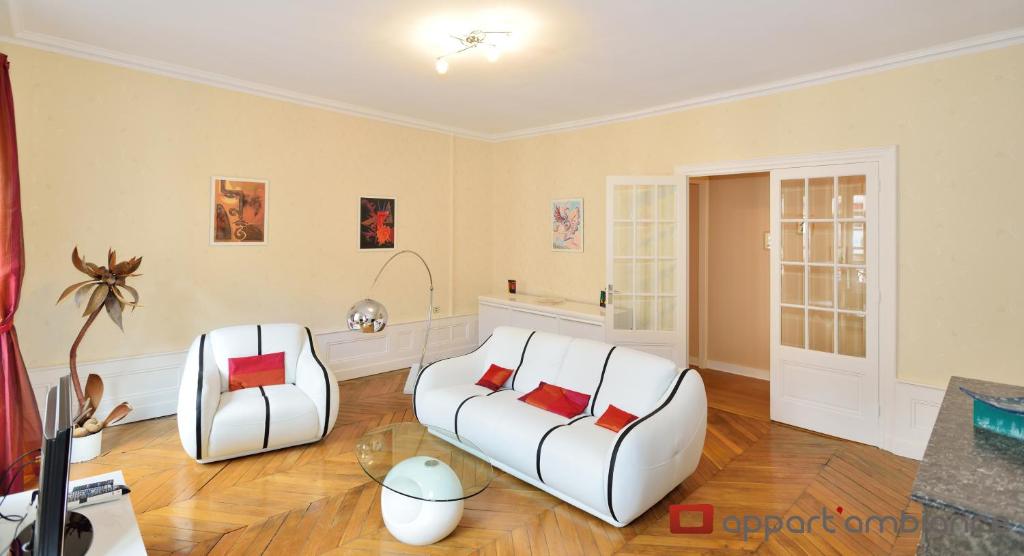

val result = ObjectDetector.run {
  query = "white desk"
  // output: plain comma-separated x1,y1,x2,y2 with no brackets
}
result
0,470,145,555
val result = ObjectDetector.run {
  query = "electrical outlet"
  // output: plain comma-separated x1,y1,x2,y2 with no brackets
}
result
763,232,771,250
432,306,441,314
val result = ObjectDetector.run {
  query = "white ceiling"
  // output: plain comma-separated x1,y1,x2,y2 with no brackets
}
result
2,1,1024,139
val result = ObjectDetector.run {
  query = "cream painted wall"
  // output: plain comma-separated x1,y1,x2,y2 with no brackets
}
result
706,173,769,371
6,43,490,368
7,40,1024,389
490,44,1024,388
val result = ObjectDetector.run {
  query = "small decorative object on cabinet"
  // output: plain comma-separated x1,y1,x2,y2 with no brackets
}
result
56,247,141,461
347,250,433,394
211,177,268,244
360,196,396,249
552,198,583,252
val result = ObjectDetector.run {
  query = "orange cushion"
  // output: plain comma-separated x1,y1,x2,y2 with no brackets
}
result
476,364,514,391
595,404,638,432
228,352,286,391
518,382,590,418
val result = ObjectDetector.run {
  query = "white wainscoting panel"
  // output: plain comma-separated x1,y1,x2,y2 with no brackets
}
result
316,314,479,381
27,315,480,426
28,351,187,427
885,380,946,460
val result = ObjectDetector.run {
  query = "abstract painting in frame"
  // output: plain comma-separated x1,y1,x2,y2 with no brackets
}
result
211,177,268,245
360,196,396,250
552,198,583,252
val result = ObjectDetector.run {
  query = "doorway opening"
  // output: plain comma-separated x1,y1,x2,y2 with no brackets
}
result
688,173,771,382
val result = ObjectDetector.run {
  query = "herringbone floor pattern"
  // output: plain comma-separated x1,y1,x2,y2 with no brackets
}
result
70,368,923,554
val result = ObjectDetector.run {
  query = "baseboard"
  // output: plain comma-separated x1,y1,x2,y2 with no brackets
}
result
691,357,770,381
885,380,945,460
27,315,480,426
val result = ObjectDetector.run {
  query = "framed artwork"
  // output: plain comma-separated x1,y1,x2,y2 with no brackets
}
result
211,177,268,245
360,196,396,250
552,198,583,252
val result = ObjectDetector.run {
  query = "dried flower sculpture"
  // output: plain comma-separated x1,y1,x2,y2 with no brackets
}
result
56,247,142,405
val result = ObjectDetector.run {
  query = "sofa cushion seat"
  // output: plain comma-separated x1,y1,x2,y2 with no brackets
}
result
206,384,318,459
415,383,494,432
537,416,616,511
456,389,570,480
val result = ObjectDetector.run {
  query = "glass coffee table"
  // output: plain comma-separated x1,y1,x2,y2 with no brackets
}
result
355,422,494,545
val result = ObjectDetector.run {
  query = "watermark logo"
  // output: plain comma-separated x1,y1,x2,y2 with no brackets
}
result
668,504,714,534
668,504,991,541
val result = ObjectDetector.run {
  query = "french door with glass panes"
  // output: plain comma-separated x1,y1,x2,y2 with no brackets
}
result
770,163,880,445
605,176,687,366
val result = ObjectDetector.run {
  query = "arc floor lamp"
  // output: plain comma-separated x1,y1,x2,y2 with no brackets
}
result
346,250,434,394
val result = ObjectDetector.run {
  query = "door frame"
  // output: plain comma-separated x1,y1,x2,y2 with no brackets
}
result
675,146,897,448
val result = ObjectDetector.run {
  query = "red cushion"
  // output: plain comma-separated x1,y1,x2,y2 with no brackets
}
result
518,382,591,418
476,364,514,391
228,352,286,391
595,404,639,432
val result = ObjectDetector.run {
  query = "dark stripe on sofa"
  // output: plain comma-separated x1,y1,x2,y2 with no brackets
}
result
195,333,206,460
509,331,537,390
304,327,332,438
589,346,617,414
412,333,493,421
453,395,483,440
535,414,593,483
258,385,270,449
256,324,262,355
605,368,691,523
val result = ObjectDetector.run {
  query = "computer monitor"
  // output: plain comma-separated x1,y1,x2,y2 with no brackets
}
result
10,375,92,556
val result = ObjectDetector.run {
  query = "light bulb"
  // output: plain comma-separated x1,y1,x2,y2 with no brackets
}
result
435,58,449,75
486,47,501,63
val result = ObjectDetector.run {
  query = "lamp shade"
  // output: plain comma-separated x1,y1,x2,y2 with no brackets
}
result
347,298,389,333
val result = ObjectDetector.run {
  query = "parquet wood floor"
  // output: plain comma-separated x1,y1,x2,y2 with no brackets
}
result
70,367,922,554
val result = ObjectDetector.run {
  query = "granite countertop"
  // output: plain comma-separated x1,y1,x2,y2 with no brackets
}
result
911,376,1024,532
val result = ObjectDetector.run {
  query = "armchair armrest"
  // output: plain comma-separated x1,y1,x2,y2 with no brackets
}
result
177,333,222,461
294,327,339,439
605,369,707,524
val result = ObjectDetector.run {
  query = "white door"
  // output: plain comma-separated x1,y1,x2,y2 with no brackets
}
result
770,163,880,445
605,176,687,366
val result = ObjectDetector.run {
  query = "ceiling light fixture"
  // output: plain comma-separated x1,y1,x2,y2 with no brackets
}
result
435,30,510,74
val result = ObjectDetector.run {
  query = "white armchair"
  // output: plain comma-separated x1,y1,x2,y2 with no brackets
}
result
176,323,339,463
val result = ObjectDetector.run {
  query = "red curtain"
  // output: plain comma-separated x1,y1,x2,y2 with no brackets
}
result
0,52,40,492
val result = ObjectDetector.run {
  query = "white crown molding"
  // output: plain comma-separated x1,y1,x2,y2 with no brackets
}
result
489,26,1024,141
0,30,493,141
0,20,1022,142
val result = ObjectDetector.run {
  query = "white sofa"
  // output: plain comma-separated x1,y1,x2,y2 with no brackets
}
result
413,326,707,527
177,323,339,463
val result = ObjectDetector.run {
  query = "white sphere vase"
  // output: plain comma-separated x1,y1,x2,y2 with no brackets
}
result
381,456,464,545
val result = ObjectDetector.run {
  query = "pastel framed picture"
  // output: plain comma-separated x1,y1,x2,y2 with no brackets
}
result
552,198,583,252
